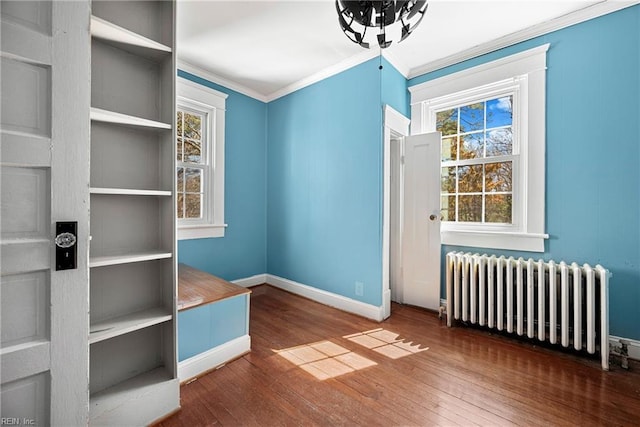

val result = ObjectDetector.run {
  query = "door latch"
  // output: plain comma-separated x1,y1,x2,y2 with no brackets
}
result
55,221,77,270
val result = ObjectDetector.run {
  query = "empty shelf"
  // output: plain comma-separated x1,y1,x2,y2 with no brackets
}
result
90,188,172,196
90,108,171,129
90,307,172,344
91,15,172,58
90,251,173,268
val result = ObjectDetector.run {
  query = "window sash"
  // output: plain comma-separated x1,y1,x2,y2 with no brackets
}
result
432,92,517,228
177,101,212,227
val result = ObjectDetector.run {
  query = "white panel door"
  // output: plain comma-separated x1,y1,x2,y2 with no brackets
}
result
1,1,90,425
401,132,441,310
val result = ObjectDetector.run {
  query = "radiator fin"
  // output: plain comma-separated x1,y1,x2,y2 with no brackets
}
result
445,252,610,370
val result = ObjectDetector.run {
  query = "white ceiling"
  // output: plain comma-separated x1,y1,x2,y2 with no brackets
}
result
177,1,632,101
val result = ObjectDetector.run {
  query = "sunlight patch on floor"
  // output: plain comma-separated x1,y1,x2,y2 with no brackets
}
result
344,328,429,359
274,340,377,380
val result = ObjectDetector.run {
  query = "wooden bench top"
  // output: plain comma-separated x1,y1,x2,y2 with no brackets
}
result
178,263,251,311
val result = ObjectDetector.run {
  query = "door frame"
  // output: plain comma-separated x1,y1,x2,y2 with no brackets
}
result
382,105,410,319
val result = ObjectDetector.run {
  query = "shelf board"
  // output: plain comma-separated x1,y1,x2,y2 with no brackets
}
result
90,367,179,425
90,188,172,197
91,15,172,58
90,251,172,268
90,108,171,130
90,307,172,344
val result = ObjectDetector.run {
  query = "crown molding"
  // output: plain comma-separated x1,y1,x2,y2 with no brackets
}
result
178,0,638,103
408,0,640,80
177,59,269,103
265,49,378,102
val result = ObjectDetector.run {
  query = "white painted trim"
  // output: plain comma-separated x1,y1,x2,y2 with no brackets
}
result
177,77,226,239
384,104,410,135
265,50,378,102
383,105,411,321
407,1,640,79
411,45,548,253
178,335,250,383
382,289,391,320
408,44,549,101
178,59,268,103
177,224,226,240
266,274,384,322
441,230,547,253
610,336,640,362
178,77,228,105
232,274,268,288
181,49,407,103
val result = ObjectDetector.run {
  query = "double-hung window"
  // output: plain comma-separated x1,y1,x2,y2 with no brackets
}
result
410,44,549,252
176,77,227,240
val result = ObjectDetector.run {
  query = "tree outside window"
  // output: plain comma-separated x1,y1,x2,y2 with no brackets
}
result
437,96,514,224
177,108,206,220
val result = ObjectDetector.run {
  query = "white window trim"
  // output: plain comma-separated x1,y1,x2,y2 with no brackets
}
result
409,44,550,252
177,77,228,240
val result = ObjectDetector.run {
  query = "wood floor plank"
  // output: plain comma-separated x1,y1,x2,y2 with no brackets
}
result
158,285,640,427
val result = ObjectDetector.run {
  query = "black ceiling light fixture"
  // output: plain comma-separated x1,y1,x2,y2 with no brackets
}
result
335,0,428,49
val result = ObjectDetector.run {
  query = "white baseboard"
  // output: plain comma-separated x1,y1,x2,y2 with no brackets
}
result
178,335,251,383
232,274,267,288
610,336,640,361
266,274,384,322
382,289,391,320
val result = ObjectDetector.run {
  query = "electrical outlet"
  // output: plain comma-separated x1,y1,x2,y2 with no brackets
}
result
355,281,364,296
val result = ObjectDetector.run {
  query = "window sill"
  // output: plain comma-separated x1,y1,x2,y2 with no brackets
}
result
178,224,227,240
441,229,548,253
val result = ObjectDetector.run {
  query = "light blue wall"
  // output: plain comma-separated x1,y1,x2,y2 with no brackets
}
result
176,70,267,281
177,5,639,341
266,58,386,306
409,6,640,340
178,295,248,361
381,56,409,117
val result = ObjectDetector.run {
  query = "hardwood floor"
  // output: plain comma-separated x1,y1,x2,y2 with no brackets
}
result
158,285,640,426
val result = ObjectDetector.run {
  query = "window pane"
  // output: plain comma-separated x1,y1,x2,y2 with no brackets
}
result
458,195,482,222
441,195,456,221
184,138,202,164
176,137,183,161
441,167,456,193
436,108,458,136
459,132,483,160
184,168,201,193
177,193,184,219
185,193,202,219
183,113,202,140
485,161,512,192
459,102,484,133
177,168,184,193
177,111,183,136
486,194,512,223
486,128,513,157
441,136,457,161
458,165,483,193
486,96,513,128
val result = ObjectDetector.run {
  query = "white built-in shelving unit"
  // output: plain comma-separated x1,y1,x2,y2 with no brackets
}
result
88,1,179,424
